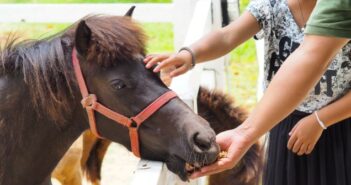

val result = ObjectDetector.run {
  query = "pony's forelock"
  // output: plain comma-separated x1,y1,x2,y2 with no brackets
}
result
82,15,146,67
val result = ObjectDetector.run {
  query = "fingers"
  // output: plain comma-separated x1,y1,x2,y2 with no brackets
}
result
292,139,302,153
297,144,307,156
289,124,298,136
143,55,154,63
201,157,232,172
287,134,297,150
190,168,224,179
153,57,180,73
144,54,170,69
288,124,299,149
190,158,232,179
306,144,313,154
170,66,188,77
144,52,192,77
288,134,313,155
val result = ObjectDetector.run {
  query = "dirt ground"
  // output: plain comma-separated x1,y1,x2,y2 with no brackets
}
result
100,143,140,185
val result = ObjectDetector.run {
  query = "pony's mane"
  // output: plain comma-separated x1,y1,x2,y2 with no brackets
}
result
0,15,146,124
76,15,146,67
197,87,263,185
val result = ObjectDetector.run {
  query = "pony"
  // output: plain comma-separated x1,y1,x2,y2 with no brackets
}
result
53,87,263,185
0,8,220,185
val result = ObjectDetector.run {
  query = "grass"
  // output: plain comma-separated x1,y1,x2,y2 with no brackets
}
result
0,0,170,3
0,22,174,53
142,23,173,53
239,0,250,13
226,0,258,110
229,34,258,109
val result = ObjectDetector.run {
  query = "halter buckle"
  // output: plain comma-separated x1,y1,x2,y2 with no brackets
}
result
81,94,97,109
130,119,138,128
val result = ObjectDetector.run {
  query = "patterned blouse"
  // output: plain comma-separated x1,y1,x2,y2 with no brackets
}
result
247,0,351,113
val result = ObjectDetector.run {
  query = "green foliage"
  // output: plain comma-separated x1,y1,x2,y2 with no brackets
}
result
228,52,258,110
230,38,256,63
0,22,173,53
142,23,173,53
0,23,69,39
0,0,170,3
228,39,258,110
226,0,259,109
239,0,250,13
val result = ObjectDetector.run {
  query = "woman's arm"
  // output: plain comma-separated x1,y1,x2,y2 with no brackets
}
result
190,35,349,178
287,90,351,155
145,11,261,76
240,35,349,141
188,11,261,63
317,90,351,127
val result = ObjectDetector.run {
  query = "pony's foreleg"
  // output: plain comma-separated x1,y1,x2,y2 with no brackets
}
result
52,135,84,185
82,131,111,185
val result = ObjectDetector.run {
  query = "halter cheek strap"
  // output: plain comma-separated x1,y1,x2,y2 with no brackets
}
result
72,48,177,157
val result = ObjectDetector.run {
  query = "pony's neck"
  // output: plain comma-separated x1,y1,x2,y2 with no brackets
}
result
0,42,88,185
0,86,86,185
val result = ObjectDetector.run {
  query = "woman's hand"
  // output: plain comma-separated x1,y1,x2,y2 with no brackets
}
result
190,128,253,179
287,115,324,155
144,50,193,77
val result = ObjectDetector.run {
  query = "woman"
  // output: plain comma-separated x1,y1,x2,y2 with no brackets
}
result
145,0,351,184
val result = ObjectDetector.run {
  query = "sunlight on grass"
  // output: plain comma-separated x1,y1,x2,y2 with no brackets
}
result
0,22,173,53
0,23,69,39
142,23,173,53
227,0,258,110
228,52,258,110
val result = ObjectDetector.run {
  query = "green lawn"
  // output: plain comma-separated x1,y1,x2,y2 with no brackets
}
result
229,38,258,109
0,23,173,53
0,0,170,3
228,0,258,109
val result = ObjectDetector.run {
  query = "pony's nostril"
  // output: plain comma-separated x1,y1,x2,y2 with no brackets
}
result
193,132,212,151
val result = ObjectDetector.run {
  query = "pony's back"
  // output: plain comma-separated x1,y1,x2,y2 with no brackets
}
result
197,87,263,185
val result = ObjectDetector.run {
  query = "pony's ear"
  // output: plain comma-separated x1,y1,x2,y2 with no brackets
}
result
75,20,91,56
124,6,136,17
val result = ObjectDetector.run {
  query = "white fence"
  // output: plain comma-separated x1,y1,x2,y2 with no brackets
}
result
133,1,230,184
132,1,229,184
0,4,173,23
0,0,235,184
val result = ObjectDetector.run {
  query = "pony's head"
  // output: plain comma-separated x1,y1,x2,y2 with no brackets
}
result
71,9,219,180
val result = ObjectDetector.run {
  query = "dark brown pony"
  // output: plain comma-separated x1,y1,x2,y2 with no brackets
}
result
82,87,263,185
0,9,220,185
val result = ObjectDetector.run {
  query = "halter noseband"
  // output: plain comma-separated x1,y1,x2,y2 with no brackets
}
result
72,48,177,157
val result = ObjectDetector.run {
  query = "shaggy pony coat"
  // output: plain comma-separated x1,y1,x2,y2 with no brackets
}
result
75,87,263,185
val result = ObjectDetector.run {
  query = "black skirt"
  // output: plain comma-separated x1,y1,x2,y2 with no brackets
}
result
263,110,351,185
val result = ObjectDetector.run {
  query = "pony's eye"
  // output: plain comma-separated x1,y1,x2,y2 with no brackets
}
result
110,80,127,90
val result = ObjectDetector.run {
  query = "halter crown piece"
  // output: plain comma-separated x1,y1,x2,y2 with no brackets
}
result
72,48,177,157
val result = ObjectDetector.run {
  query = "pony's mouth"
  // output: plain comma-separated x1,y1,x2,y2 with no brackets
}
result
184,151,228,176
165,155,203,181
166,151,226,181
185,162,199,172
185,162,202,175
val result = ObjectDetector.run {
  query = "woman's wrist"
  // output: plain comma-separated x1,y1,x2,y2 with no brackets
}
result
314,111,327,130
235,121,262,146
178,47,196,68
